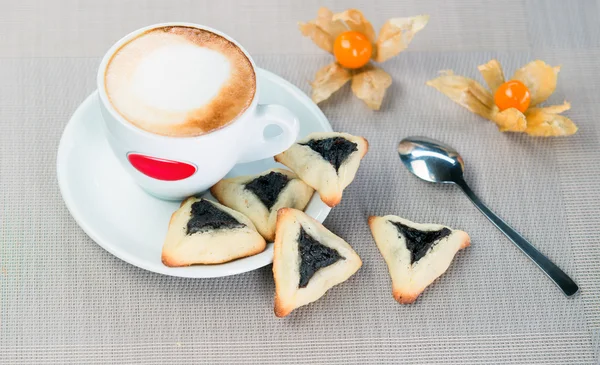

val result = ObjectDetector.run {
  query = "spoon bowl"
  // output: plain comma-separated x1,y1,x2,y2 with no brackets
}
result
397,136,579,297
398,137,464,184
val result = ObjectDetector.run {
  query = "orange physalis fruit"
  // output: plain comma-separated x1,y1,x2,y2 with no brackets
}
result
494,80,531,113
333,31,372,69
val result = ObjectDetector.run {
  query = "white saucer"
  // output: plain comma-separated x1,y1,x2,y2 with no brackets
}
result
57,68,332,278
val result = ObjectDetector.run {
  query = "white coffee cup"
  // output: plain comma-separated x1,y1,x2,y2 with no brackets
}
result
97,22,299,201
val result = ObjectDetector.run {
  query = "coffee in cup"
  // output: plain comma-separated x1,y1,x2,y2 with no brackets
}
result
104,26,256,137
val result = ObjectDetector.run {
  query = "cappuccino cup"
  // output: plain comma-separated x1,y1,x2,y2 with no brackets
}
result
97,23,299,200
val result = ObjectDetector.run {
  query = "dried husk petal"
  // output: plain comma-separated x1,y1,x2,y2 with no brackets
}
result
332,9,376,43
310,62,352,104
478,59,505,94
529,101,571,115
298,21,335,53
524,107,578,136
426,71,494,119
351,64,392,110
315,7,347,39
511,60,560,106
374,15,429,63
491,107,527,132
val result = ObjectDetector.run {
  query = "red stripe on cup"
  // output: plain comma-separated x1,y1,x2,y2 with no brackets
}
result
127,153,196,181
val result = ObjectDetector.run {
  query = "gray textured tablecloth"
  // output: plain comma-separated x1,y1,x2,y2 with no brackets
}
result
1,0,599,363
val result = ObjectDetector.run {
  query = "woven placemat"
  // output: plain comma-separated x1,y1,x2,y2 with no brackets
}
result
1,0,598,363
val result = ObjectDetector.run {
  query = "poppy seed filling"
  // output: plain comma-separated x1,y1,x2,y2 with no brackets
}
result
298,227,344,288
244,171,290,210
301,137,358,172
186,200,244,235
390,221,451,264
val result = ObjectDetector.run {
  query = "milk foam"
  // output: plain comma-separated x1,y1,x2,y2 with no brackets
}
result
105,26,256,137
131,44,231,116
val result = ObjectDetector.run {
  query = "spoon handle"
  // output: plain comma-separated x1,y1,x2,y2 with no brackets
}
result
455,178,579,297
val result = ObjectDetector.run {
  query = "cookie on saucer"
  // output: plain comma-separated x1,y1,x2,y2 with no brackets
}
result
162,198,266,267
274,132,368,207
211,168,314,241
273,208,362,317
368,215,470,304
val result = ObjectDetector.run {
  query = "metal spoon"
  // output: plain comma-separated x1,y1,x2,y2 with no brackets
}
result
398,136,579,297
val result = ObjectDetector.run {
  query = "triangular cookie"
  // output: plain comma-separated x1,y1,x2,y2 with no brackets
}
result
162,197,266,267
273,208,362,317
274,132,368,207
210,168,314,241
368,215,470,304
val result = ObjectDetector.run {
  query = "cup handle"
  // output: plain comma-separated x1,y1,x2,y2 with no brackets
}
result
237,104,299,163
